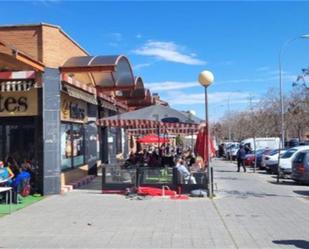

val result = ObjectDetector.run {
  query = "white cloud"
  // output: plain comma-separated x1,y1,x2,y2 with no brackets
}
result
146,81,198,91
136,34,142,39
215,73,297,85
165,91,256,105
133,63,152,70
133,40,206,65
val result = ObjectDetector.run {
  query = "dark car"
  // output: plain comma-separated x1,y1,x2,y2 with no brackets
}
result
256,149,272,169
291,150,309,184
244,149,264,167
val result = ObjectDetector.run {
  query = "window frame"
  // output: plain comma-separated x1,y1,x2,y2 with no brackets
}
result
60,122,85,171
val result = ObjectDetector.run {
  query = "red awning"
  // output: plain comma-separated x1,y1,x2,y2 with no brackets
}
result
137,135,169,144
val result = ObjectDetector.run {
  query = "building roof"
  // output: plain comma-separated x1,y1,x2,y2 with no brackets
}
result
0,23,89,55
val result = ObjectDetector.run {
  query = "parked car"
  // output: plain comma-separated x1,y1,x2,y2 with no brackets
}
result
244,153,255,166
225,142,239,160
286,138,309,148
264,149,286,174
227,143,240,160
244,149,264,167
279,146,309,178
291,150,309,184
257,148,273,169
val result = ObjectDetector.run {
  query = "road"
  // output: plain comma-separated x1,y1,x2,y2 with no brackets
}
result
0,159,308,248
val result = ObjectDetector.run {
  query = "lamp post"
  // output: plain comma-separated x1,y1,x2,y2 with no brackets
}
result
227,96,232,141
198,70,214,198
188,111,194,149
277,34,309,183
153,114,160,148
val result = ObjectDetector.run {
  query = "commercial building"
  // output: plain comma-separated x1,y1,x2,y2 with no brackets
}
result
0,23,154,195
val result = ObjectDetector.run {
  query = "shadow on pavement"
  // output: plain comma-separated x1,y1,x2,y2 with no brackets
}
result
273,240,309,249
216,177,241,181
294,190,309,196
257,171,270,175
216,170,238,173
267,180,300,186
218,190,293,199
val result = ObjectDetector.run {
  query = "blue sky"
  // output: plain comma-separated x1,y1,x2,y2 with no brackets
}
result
1,1,309,120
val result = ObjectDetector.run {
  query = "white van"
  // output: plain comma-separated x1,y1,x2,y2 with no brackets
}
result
241,137,280,151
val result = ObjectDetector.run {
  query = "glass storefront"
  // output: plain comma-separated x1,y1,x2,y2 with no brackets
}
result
0,121,35,164
60,122,85,170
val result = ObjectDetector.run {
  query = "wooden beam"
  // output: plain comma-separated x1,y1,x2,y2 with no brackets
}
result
15,52,45,72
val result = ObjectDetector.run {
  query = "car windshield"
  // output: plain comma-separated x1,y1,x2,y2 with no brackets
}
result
281,149,297,159
270,149,279,156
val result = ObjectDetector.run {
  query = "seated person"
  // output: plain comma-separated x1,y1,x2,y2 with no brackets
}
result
175,158,196,184
5,156,19,177
0,161,14,186
11,169,31,198
191,156,205,173
21,160,35,189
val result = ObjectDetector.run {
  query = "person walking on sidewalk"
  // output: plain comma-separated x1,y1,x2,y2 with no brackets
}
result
236,145,246,172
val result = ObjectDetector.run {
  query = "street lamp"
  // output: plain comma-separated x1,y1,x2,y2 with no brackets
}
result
277,34,309,183
198,70,214,198
187,110,195,149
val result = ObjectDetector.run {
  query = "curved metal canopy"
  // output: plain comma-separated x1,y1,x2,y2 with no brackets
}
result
127,89,154,108
60,55,135,90
115,76,146,100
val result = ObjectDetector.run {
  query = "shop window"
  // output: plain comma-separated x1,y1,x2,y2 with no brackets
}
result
72,124,85,167
61,123,85,170
61,123,72,170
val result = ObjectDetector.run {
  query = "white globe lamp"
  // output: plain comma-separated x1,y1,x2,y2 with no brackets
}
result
198,70,214,87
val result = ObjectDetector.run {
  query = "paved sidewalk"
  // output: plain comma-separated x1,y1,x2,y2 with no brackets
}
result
0,159,308,248
213,159,309,249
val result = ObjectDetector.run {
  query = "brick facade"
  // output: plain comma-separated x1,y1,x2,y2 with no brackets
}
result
0,23,88,68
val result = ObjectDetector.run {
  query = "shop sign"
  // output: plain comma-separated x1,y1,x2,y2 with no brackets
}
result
61,94,87,122
0,88,38,117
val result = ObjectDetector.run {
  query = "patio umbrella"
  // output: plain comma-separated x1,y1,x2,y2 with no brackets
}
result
195,125,216,166
137,134,169,144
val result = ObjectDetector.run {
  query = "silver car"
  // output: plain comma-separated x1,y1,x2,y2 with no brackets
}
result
291,150,309,184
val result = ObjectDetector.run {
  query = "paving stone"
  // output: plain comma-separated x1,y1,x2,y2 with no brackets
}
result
1,159,309,248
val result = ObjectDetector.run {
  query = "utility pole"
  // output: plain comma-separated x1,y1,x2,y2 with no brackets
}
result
249,94,257,173
228,96,231,141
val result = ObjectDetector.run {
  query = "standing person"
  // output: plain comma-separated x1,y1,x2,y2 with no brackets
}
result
236,145,246,172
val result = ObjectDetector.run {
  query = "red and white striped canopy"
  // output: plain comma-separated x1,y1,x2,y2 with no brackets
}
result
96,118,199,135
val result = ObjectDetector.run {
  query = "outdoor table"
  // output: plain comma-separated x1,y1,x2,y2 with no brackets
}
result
0,186,12,214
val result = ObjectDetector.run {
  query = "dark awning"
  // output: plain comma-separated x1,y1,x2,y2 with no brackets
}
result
62,84,97,105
